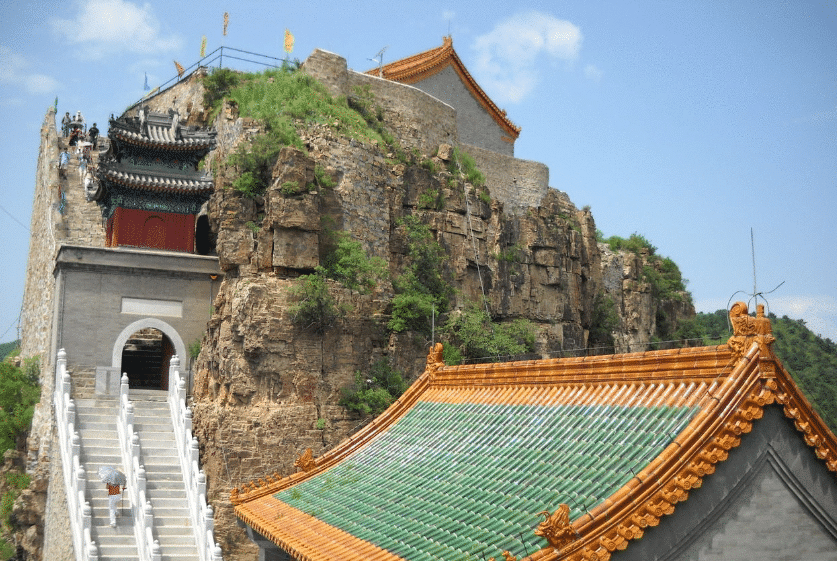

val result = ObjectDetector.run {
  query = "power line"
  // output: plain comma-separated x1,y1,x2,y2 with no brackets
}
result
0,203,30,232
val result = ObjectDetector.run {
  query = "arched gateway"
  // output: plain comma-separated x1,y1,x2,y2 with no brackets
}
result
111,318,187,391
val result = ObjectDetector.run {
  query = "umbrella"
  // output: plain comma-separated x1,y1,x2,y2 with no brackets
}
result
98,466,127,486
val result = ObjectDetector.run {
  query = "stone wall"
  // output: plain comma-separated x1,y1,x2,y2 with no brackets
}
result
19,109,108,561
463,143,549,214
303,49,459,157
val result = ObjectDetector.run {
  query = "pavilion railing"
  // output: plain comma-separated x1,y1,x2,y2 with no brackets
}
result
53,349,99,561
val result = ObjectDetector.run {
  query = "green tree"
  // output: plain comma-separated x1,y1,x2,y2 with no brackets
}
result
589,293,619,349
288,270,346,333
321,231,386,294
443,300,536,363
0,357,40,458
388,215,454,334
339,358,407,416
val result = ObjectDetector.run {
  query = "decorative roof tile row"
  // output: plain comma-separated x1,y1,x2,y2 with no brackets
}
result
101,168,214,194
110,126,216,150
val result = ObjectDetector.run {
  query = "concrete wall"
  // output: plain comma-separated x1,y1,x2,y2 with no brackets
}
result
414,65,514,157
52,245,221,383
612,406,837,560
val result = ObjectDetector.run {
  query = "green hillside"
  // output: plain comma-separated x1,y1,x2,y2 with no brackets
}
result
0,341,19,361
681,311,837,433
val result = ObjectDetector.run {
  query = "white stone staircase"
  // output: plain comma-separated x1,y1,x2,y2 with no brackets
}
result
76,396,139,561
75,390,201,561
132,390,199,561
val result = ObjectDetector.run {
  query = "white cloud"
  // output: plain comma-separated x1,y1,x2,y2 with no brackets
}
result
472,12,582,103
51,0,182,60
584,64,603,82
796,105,837,125
0,46,60,94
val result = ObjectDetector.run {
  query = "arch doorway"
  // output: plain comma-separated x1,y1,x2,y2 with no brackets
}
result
120,328,174,390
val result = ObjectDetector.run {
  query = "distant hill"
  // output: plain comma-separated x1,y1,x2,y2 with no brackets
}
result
681,311,837,433
0,340,19,360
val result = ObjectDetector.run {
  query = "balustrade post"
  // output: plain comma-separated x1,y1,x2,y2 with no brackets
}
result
72,432,81,465
76,466,86,496
191,437,200,472
67,401,76,429
82,501,91,534
120,373,129,400
137,465,146,495
152,539,162,561
184,407,192,435
57,348,67,385
204,504,214,532
197,471,206,499
212,543,223,561
125,402,134,432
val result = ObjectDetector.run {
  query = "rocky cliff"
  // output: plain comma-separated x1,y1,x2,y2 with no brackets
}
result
120,62,695,560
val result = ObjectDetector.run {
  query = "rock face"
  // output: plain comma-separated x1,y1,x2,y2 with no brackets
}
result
191,100,693,558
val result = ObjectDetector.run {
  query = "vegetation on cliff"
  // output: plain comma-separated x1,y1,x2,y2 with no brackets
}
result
443,301,536,364
0,355,39,458
388,215,454,334
339,358,408,416
0,352,39,556
599,232,692,304
203,66,389,197
682,310,837,433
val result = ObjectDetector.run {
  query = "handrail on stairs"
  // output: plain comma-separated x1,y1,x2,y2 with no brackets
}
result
117,374,162,561
53,348,99,561
168,355,223,561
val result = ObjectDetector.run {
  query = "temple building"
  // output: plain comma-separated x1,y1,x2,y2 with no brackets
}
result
92,106,216,253
233,303,837,560
369,37,521,156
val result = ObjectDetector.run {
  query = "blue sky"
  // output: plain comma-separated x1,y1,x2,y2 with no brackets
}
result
1,0,835,344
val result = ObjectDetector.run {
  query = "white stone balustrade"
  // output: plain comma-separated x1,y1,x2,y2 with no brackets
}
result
118,373,162,561
53,348,100,561
168,356,223,561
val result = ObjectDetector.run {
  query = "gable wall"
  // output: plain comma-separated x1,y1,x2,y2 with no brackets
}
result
611,406,837,561
413,65,514,157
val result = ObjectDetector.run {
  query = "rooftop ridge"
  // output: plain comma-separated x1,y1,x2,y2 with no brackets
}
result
368,36,521,140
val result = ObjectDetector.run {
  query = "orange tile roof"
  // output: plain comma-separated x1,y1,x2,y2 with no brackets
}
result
366,37,521,141
233,304,837,561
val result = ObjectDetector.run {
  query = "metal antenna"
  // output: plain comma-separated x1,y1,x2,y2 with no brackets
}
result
368,46,388,77
751,228,758,308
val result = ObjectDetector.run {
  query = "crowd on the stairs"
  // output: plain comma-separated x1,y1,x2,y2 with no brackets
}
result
61,110,99,149
58,110,99,194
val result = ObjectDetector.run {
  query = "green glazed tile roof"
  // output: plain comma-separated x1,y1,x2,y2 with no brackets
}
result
275,399,699,560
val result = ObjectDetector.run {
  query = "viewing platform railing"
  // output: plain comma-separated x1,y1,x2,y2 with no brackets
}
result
130,45,290,110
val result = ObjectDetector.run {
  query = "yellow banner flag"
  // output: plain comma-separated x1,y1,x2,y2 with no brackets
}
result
223,12,229,36
174,60,185,78
284,28,294,54
200,36,207,58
